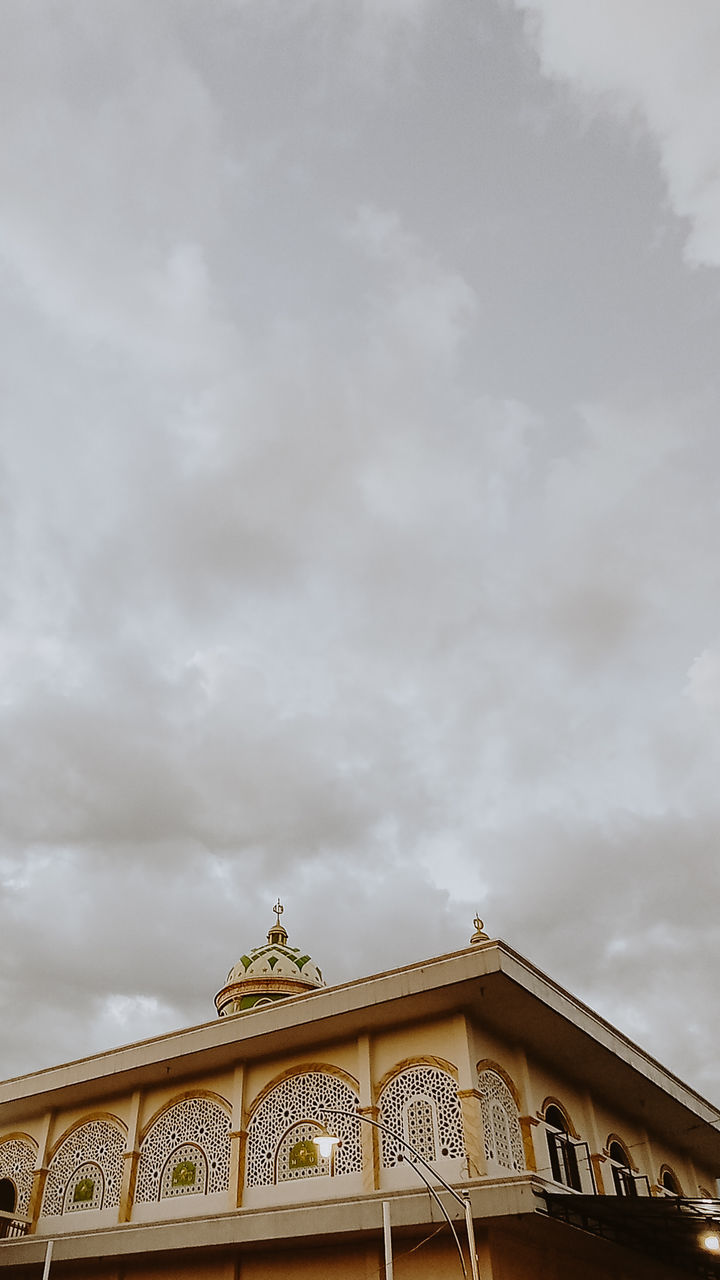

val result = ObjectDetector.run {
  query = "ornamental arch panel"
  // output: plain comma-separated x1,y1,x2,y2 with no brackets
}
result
42,1118,125,1217
477,1066,525,1172
245,1069,362,1187
135,1095,231,1203
377,1061,465,1168
0,1136,36,1218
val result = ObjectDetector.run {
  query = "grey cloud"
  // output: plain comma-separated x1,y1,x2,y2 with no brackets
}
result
1,0,720,1107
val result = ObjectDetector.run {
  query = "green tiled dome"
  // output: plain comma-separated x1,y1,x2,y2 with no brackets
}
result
215,912,326,1017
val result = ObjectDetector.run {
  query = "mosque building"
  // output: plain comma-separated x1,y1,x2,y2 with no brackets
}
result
1,904,720,1279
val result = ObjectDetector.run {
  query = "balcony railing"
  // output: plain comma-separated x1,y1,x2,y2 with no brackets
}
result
0,1209,31,1239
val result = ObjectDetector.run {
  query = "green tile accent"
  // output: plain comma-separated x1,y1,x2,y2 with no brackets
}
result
72,1178,95,1203
171,1161,197,1188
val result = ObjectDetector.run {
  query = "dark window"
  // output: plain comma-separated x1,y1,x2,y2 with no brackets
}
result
0,1179,16,1213
0,1179,16,1239
661,1169,681,1196
608,1141,634,1196
545,1107,582,1192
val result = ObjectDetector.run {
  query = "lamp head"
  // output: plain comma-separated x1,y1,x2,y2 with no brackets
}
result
313,1133,340,1159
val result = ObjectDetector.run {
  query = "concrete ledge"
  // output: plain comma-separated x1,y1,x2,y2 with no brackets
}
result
0,1176,546,1266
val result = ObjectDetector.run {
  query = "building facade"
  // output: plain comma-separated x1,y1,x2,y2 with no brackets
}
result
1,913,719,1279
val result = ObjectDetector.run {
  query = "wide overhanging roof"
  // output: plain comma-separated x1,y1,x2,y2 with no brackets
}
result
1,939,720,1169
540,1192,720,1277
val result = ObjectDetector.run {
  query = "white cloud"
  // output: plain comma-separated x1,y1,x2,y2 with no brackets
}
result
514,0,720,265
686,648,720,711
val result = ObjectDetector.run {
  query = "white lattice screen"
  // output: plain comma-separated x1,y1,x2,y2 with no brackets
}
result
63,1162,104,1213
478,1069,524,1171
160,1143,209,1199
135,1098,231,1203
42,1121,125,1216
378,1066,465,1168
0,1138,36,1216
275,1121,330,1182
245,1071,362,1187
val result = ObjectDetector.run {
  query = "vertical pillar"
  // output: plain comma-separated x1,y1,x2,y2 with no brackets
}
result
28,1111,54,1232
230,1063,248,1208
119,1091,142,1223
686,1153,701,1196
640,1128,660,1195
454,1014,487,1178
357,1033,380,1193
518,1117,539,1173
589,1153,606,1194
583,1089,604,1193
515,1047,538,1173
382,1199,394,1279
458,1090,486,1179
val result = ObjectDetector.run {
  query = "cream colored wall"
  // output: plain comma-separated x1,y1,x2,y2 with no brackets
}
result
1,1006,716,1236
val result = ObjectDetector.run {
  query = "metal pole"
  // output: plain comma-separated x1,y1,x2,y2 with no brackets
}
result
42,1239,54,1280
382,1199,393,1280
321,1107,479,1279
463,1193,480,1280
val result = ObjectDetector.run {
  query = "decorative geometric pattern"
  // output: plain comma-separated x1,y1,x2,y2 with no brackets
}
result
0,1138,36,1217
135,1098,231,1203
246,1071,362,1187
63,1162,104,1212
276,1121,329,1181
160,1144,208,1198
378,1066,465,1168
42,1121,125,1217
478,1070,524,1172
406,1098,437,1163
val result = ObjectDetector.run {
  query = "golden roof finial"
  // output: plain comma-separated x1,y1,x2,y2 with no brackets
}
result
267,898,288,946
470,913,488,945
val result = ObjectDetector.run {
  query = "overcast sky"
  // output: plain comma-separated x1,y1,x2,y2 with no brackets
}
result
1,1,719,1105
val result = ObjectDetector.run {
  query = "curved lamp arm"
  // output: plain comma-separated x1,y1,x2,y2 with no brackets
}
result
401,1149,468,1278
318,1106,479,1280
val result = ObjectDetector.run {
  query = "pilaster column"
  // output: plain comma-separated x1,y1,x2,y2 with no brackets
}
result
582,1088,604,1193
358,1106,380,1194
356,1034,379,1193
28,1168,48,1231
640,1127,660,1195
454,1013,487,1178
590,1153,606,1194
231,1131,248,1208
119,1090,143,1222
519,1116,539,1173
231,1064,247,1207
458,1088,486,1179
29,1111,54,1231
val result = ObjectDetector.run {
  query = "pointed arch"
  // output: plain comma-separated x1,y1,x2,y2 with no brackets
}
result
477,1065,525,1173
377,1060,465,1169
476,1060,522,1111
139,1090,230,1145
0,1135,36,1218
244,1062,360,1130
135,1095,231,1203
245,1069,362,1188
41,1118,125,1217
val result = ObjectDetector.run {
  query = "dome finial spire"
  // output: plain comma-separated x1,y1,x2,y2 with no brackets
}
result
268,899,288,946
470,913,488,945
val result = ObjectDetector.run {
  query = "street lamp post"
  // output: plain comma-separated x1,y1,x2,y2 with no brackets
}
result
315,1107,480,1280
